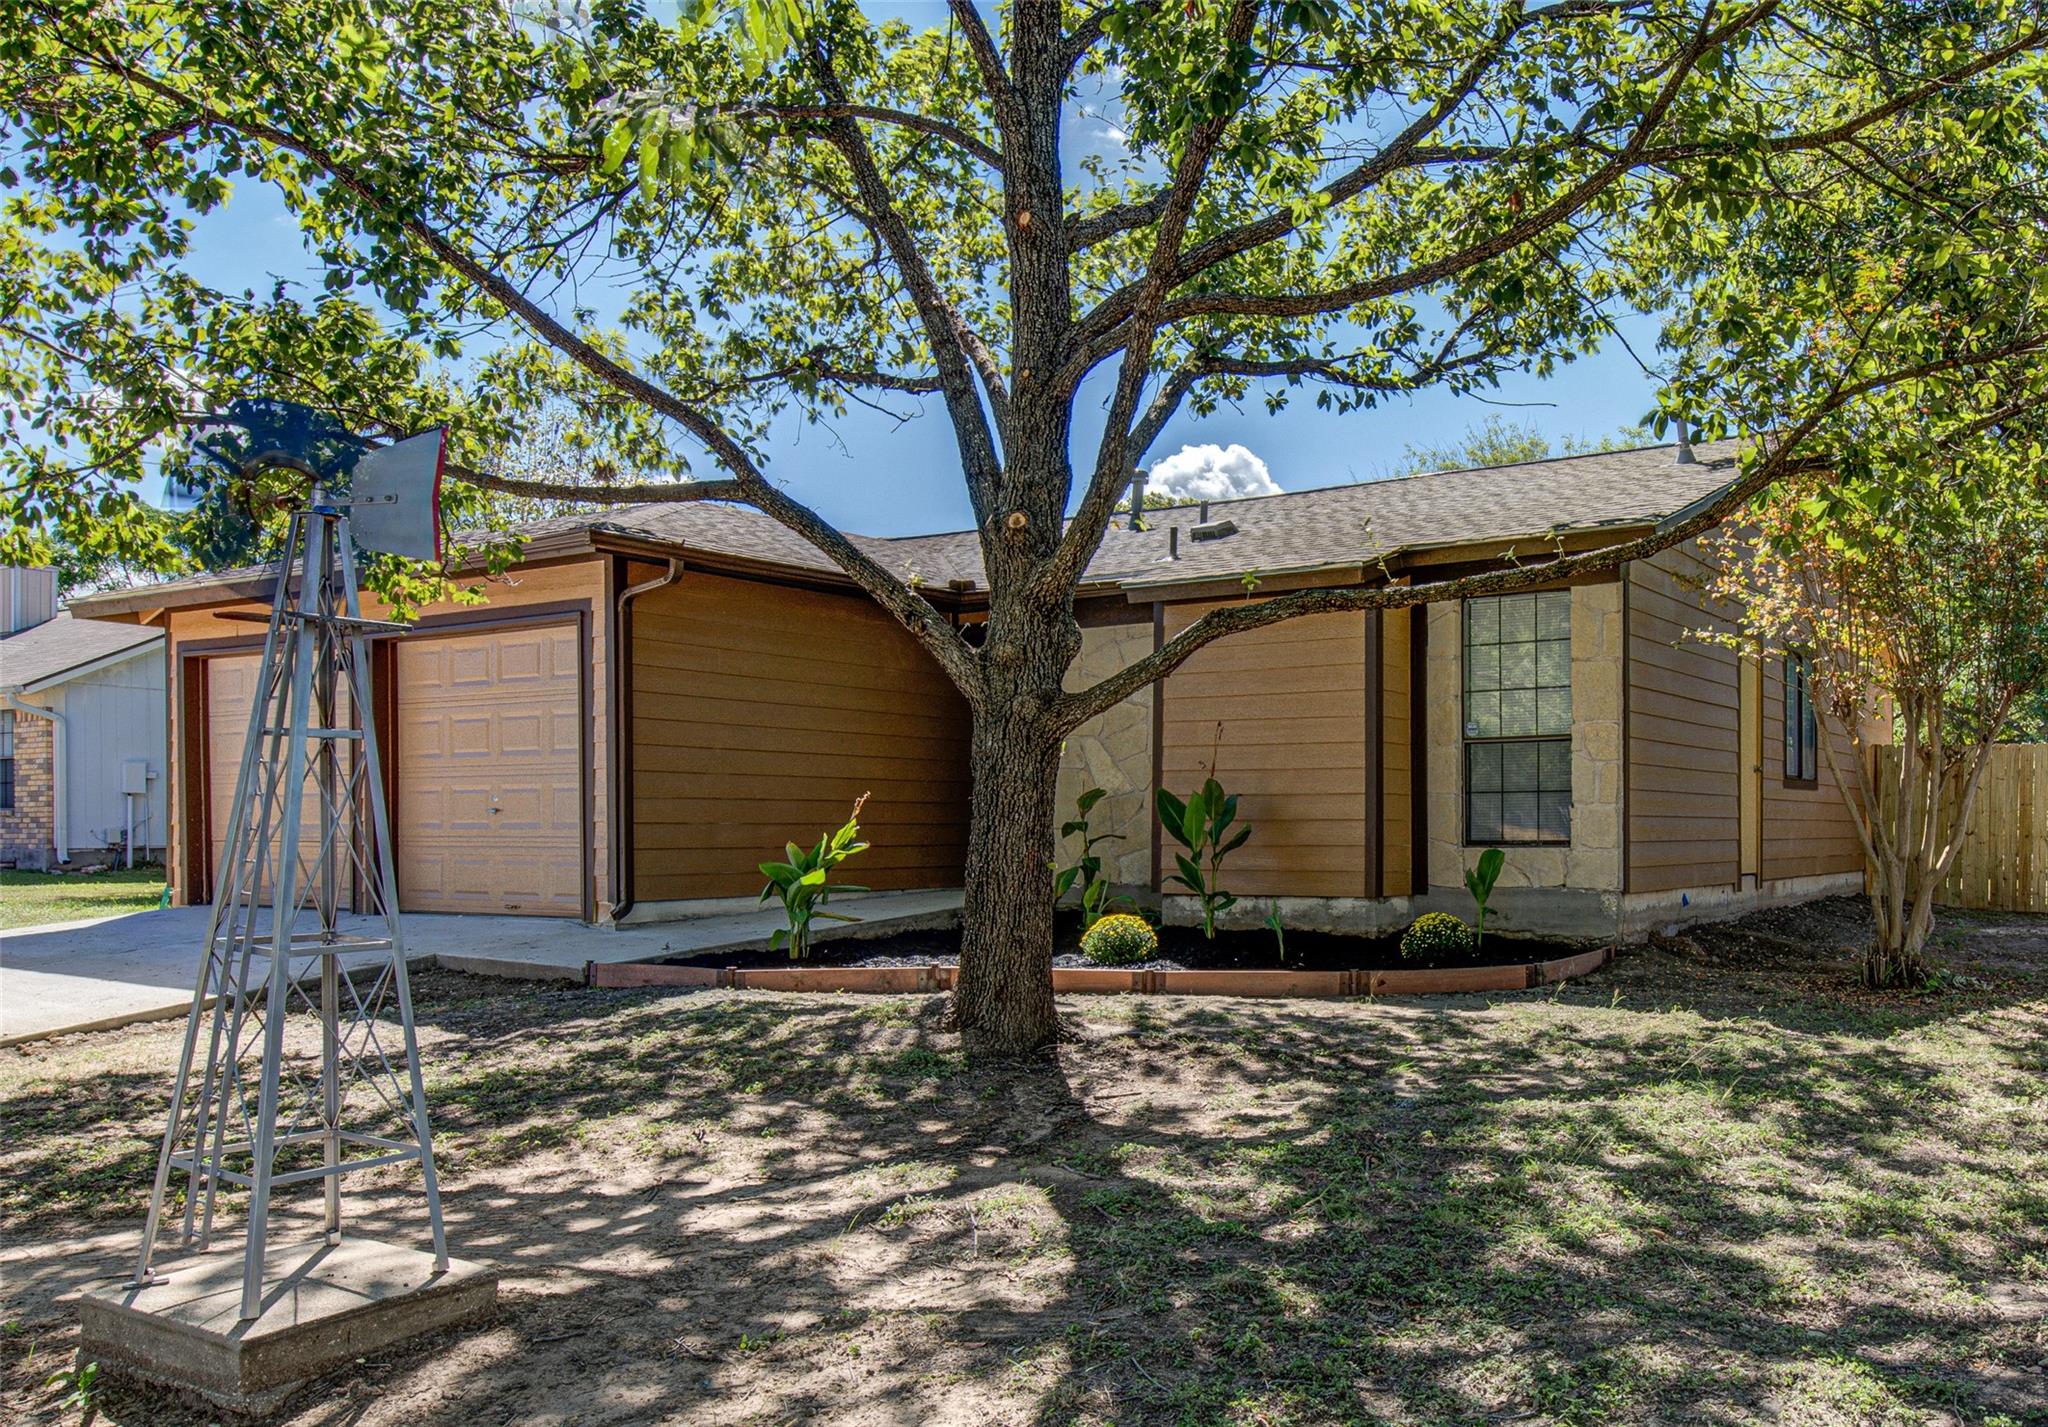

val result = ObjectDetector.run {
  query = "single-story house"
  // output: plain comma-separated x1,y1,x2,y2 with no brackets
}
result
66,439,1868,938
2,567,169,870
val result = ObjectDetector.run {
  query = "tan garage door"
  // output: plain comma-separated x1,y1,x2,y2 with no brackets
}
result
205,652,354,907
395,624,582,916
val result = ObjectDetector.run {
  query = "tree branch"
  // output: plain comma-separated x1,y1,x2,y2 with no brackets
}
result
56,44,983,689
1053,327,2048,732
1068,0,1531,270
946,0,1026,152
730,102,1004,170
1143,0,1770,327
447,462,744,506
808,43,1007,515
1043,0,1261,595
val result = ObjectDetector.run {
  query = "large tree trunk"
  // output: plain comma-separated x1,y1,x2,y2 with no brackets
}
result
951,703,1063,1053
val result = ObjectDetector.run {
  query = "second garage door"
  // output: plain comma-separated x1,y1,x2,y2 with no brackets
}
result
206,651,353,906
395,624,583,916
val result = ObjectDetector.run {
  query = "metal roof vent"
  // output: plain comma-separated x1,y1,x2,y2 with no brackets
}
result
1189,518,1238,541
1674,417,1696,464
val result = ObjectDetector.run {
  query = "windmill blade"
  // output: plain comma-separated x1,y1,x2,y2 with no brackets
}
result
348,428,445,562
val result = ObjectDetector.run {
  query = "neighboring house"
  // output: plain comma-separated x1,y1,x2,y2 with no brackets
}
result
66,440,1870,938
1,568,169,870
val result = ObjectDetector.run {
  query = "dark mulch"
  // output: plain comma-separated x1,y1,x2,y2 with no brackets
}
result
663,915,1592,973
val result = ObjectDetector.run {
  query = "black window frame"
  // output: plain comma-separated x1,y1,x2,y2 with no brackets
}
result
0,709,13,812
1783,652,1819,786
1462,591,1573,847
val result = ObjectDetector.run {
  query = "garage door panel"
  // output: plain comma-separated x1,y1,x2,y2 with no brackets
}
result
496,710,547,757
206,652,356,907
395,624,581,917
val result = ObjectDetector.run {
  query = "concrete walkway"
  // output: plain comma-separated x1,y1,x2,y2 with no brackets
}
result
0,889,963,1045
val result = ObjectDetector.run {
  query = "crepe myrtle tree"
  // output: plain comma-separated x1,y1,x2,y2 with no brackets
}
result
1675,50,2048,989
5,1,2047,1050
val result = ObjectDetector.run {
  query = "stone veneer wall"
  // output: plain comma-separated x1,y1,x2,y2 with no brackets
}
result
1426,582,1625,893
1055,619,1155,888
0,709,56,869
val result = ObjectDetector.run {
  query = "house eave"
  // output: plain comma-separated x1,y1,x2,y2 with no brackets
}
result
3,633,166,696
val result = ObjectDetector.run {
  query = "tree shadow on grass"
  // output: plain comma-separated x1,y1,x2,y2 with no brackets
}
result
2,923,2043,1426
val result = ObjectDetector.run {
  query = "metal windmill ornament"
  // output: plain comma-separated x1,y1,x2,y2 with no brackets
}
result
133,400,452,1322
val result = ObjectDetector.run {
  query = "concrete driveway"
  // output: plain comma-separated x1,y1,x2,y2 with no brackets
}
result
0,889,963,1044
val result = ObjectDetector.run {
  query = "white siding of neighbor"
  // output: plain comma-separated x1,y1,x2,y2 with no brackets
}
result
54,646,168,857
2,568,58,636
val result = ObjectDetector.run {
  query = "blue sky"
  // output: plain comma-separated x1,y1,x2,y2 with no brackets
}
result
758,329,1666,536
170,2,1671,539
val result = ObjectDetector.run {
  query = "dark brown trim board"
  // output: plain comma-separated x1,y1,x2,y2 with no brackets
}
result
178,637,268,903
1151,601,1165,893
1365,608,1384,899
371,639,398,905
1410,605,1429,894
604,554,624,918
180,654,211,905
1620,562,1632,895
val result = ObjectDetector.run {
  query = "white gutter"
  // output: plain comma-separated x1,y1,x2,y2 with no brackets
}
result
4,691,69,865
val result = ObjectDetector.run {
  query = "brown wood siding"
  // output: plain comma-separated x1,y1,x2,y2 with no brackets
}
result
1762,659,1865,880
165,557,609,914
1160,600,1368,898
1625,541,1741,892
1380,606,1413,896
629,573,970,902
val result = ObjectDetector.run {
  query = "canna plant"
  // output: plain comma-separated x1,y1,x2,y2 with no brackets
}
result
1464,848,1506,949
758,793,870,960
1157,778,1252,939
1263,900,1287,964
1053,786,1134,927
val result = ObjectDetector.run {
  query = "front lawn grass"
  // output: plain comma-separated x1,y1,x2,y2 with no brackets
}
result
1,900,2042,1426
0,868,163,931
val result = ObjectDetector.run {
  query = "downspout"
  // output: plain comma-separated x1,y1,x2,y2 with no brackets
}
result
6,692,69,866
607,557,684,923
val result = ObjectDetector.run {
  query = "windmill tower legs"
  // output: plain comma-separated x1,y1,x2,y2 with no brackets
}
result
81,506,492,1412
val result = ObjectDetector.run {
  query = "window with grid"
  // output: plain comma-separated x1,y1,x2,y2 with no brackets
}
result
1784,652,1818,783
1463,591,1572,844
0,710,13,811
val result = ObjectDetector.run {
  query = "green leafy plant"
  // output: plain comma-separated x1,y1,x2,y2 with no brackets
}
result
1400,911,1475,960
1081,913,1158,967
1157,776,1252,939
1053,786,1135,926
44,1352,97,1420
1464,848,1506,948
758,793,870,960
1263,900,1287,963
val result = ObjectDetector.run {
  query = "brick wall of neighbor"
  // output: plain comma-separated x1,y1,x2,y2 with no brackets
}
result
1426,582,1625,892
1054,618,1155,888
0,712,56,869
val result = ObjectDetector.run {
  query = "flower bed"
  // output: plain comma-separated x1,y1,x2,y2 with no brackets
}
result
586,922,1614,998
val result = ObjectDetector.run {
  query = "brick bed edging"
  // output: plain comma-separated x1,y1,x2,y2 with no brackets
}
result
585,945,1613,997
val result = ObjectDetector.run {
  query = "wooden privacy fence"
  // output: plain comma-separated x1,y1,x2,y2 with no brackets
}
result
1869,743,2047,913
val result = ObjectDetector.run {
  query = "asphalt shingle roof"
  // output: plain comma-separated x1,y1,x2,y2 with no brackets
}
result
584,438,1738,587
67,440,1738,613
1,609,163,690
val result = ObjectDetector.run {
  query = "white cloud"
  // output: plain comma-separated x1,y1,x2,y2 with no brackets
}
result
1146,443,1281,503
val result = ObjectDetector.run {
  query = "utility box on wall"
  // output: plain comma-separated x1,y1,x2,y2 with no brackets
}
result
121,759,152,797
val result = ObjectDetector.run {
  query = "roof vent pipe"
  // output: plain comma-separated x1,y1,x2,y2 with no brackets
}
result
1674,417,1696,464
1168,526,1180,560
1127,468,1148,529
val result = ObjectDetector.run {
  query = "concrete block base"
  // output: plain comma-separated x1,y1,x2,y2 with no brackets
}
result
78,1237,496,1417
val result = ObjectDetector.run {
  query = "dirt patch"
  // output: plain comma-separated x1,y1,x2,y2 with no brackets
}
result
3,898,2043,1426
673,918,1591,973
